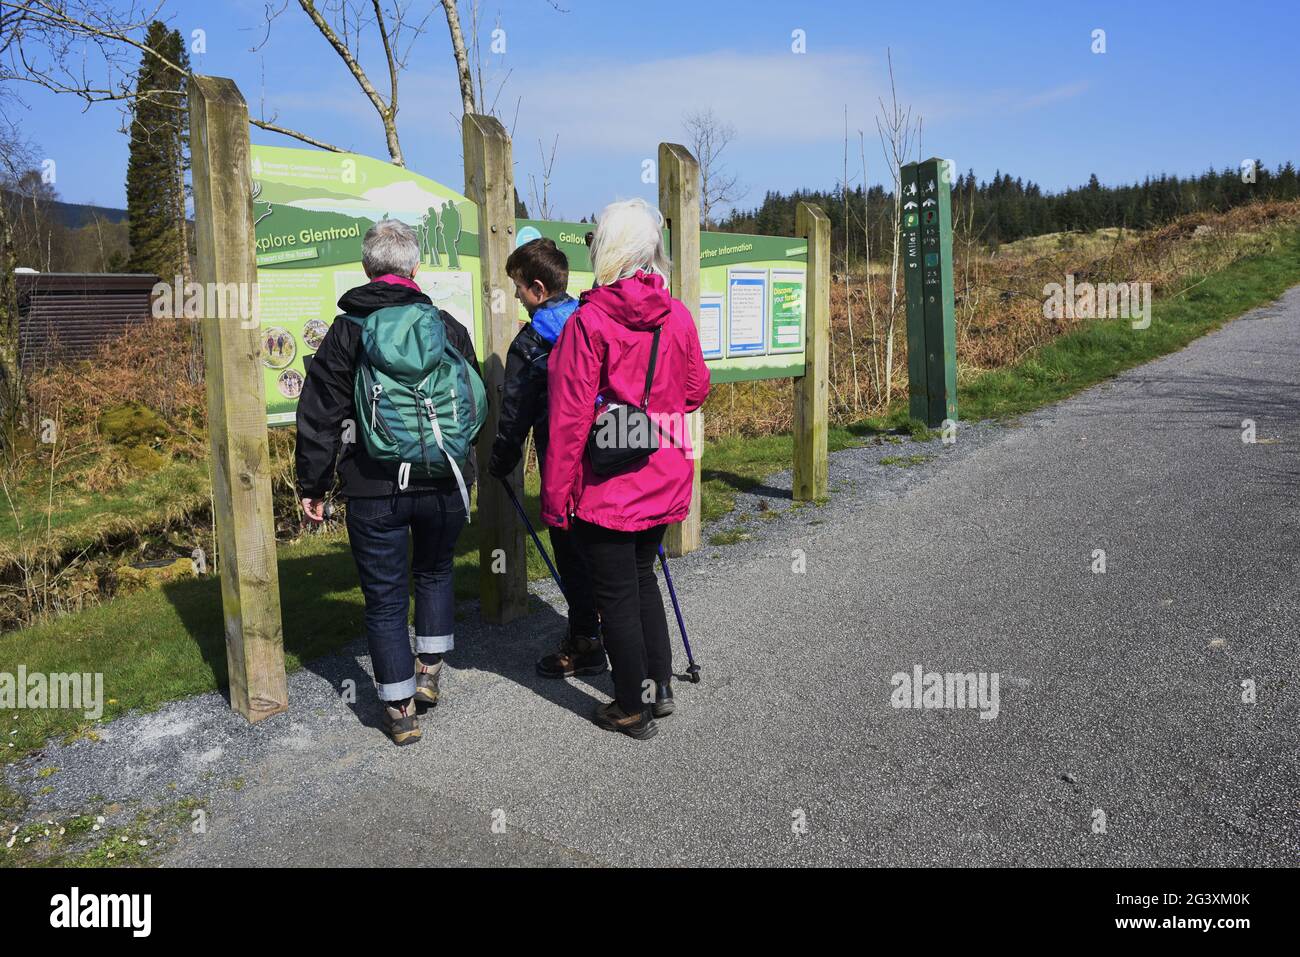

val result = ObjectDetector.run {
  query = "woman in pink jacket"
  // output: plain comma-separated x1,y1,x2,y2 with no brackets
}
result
542,198,710,739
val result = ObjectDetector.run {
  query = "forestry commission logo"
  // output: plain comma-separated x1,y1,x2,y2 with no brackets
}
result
49,887,151,937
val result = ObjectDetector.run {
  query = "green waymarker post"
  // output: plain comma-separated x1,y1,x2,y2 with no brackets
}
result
902,158,958,427
918,158,957,426
900,162,928,422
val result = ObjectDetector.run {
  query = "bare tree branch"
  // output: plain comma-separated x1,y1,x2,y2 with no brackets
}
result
1,0,345,153
682,107,745,229
441,0,475,115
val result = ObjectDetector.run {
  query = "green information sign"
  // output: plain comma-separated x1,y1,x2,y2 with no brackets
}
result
250,146,811,422
769,269,805,355
250,145,483,426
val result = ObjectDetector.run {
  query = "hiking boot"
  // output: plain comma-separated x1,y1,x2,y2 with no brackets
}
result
381,698,421,747
652,681,674,718
414,658,442,710
537,631,607,678
593,700,658,740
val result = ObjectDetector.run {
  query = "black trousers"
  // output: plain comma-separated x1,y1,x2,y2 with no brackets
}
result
548,526,600,637
572,519,672,714
535,442,599,638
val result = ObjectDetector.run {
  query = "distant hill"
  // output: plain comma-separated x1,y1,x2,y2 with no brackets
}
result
46,197,129,228
2,191,129,228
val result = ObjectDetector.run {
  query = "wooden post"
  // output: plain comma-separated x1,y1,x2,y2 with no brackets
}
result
463,114,528,623
793,202,830,502
658,142,702,556
188,75,287,722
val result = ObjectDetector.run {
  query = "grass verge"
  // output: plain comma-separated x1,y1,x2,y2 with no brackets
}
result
959,225,1300,419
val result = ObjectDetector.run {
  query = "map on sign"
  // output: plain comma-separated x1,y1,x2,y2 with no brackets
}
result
250,145,484,425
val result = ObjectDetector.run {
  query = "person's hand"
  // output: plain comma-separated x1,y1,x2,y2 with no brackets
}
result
301,497,326,523
488,443,520,479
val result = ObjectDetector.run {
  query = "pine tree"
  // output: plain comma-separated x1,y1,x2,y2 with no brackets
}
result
125,22,190,279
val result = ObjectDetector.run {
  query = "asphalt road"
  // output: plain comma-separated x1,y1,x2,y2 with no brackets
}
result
10,286,1298,866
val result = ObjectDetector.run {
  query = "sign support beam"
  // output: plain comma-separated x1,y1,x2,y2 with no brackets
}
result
793,202,830,502
659,142,703,557
464,113,529,624
188,74,288,723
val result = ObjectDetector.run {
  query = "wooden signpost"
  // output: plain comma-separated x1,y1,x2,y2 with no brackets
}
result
793,202,830,502
464,114,529,623
658,142,703,557
188,75,287,723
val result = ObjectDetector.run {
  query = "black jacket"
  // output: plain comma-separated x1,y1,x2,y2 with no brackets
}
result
295,279,481,499
486,294,579,478
488,322,553,478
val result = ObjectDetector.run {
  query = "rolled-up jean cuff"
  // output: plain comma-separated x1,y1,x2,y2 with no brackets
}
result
415,633,454,654
375,675,417,701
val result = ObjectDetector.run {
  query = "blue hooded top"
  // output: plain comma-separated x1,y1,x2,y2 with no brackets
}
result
530,294,579,345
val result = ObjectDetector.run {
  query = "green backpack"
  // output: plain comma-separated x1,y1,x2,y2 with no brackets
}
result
344,303,487,516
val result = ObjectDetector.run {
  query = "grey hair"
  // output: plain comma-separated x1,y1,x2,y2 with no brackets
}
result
362,218,420,278
589,198,671,286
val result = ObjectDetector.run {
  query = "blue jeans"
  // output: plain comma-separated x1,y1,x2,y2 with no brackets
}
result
346,489,467,701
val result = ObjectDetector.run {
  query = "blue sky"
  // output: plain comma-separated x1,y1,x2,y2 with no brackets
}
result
14,0,1300,220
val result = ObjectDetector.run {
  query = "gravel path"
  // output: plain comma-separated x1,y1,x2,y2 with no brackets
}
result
6,286,1297,866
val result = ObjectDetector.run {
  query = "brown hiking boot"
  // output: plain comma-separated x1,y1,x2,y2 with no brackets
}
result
414,659,442,709
537,631,607,678
593,700,658,740
381,697,421,747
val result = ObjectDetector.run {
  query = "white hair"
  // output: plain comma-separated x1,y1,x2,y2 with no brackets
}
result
589,198,671,286
362,218,420,278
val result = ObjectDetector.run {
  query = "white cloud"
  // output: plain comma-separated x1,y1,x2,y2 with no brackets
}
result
512,50,878,152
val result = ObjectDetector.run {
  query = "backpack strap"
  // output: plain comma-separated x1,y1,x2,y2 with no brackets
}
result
641,327,662,410
417,380,472,521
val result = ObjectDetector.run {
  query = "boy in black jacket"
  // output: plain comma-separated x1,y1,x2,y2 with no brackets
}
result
488,238,604,677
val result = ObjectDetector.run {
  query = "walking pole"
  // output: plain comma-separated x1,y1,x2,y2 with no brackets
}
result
657,545,701,683
499,478,566,596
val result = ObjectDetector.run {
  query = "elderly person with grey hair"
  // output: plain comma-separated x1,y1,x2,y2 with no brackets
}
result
296,218,482,747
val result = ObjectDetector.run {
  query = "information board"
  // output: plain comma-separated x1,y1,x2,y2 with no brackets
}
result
250,147,810,422
251,145,483,425
727,268,768,356
769,268,805,354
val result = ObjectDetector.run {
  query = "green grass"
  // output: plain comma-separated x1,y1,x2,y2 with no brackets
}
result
700,426,869,522
0,460,209,558
960,226,1300,420
707,529,751,547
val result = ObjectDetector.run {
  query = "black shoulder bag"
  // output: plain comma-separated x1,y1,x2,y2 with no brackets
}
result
586,326,661,476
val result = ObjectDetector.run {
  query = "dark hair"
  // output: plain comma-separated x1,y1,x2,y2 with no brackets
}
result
506,237,568,295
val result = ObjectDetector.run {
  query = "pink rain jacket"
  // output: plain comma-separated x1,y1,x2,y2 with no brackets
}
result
542,271,710,532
